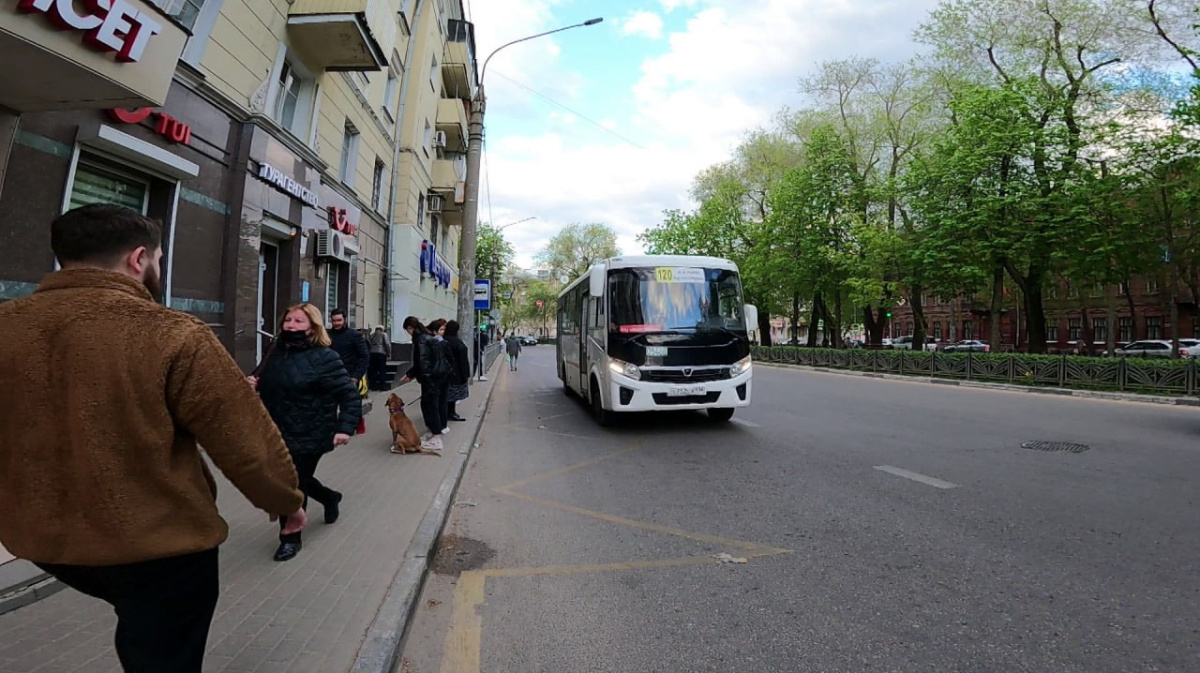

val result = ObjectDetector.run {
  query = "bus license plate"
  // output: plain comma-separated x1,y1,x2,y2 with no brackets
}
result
646,346,668,357
668,385,705,397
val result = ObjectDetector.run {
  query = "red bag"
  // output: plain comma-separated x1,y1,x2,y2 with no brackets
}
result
356,416,367,435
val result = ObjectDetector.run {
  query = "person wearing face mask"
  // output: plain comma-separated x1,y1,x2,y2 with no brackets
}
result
0,204,307,673
248,303,362,562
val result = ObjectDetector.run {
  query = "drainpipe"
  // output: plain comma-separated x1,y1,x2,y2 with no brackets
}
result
384,0,427,333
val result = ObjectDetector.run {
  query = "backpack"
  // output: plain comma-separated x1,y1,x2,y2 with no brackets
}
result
422,335,453,381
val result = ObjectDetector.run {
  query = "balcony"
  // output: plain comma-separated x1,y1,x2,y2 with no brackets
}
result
287,0,391,71
442,18,477,98
432,156,466,194
436,99,468,151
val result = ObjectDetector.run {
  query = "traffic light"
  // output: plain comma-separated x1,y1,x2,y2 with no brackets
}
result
886,311,892,319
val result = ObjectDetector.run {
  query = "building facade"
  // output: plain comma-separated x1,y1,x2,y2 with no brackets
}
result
0,0,478,370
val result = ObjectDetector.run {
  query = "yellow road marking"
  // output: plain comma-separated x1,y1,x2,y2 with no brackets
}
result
439,570,484,673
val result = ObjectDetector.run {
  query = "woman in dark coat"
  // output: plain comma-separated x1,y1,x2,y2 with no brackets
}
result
249,302,362,562
398,316,450,451
443,320,471,422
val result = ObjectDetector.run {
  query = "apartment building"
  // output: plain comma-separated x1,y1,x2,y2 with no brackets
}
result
0,0,477,369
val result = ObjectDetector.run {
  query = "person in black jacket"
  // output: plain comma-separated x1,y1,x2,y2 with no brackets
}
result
328,308,369,385
398,316,450,452
444,320,471,422
249,303,362,562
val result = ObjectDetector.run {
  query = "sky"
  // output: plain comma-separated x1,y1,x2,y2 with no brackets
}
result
462,0,943,269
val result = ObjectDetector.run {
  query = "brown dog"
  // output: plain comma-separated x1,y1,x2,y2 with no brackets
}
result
386,393,440,455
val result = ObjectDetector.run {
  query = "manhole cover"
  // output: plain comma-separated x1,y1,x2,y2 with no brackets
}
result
1022,441,1091,454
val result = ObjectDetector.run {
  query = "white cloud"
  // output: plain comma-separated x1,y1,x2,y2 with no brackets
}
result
621,11,664,39
472,0,942,268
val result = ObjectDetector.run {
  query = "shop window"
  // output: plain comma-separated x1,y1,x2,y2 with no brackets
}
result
1068,318,1082,341
68,161,150,214
339,120,360,187
1094,317,1108,343
272,58,316,140
1119,317,1134,342
326,269,340,321
372,159,385,212
1146,316,1163,340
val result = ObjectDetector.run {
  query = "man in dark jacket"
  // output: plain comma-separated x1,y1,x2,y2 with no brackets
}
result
329,308,369,384
0,204,306,673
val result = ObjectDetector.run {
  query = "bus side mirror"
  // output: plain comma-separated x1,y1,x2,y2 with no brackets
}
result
744,304,758,332
589,267,604,298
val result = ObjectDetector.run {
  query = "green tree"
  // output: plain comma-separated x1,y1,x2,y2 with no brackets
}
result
535,223,619,280
475,223,515,285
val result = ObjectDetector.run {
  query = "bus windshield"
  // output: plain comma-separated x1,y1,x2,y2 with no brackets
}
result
608,267,746,334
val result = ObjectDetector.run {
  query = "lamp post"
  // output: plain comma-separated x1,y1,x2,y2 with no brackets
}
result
457,17,603,370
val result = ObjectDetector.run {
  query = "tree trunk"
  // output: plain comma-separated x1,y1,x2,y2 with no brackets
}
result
1078,293,1092,356
832,291,844,348
990,265,1004,349
807,293,822,348
910,284,927,349
1106,287,1117,355
757,310,773,347
1024,288,1048,354
863,306,885,345
1123,280,1137,343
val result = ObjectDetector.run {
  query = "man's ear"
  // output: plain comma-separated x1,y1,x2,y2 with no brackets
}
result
123,246,150,275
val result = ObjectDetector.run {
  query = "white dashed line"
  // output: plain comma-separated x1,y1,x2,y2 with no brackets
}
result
873,465,960,489
730,418,761,428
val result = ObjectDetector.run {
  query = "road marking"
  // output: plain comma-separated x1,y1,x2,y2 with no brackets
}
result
439,571,484,673
873,465,960,489
731,418,760,428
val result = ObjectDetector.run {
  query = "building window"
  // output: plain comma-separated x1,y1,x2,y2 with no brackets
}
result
383,66,399,122
272,59,315,138
1067,284,1079,299
68,161,150,213
933,322,942,340
1091,283,1105,298
1147,279,1160,294
1045,285,1058,300
1146,316,1163,340
1046,322,1058,343
1119,317,1134,342
1068,318,1082,341
1118,282,1129,296
1094,317,1108,343
372,158,385,212
430,213,440,249
339,121,360,187
906,322,913,335
963,321,973,339
326,268,340,321
152,0,206,30
1193,317,1200,338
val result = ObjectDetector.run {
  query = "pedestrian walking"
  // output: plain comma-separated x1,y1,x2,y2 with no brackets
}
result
399,316,452,451
328,307,369,388
0,204,306,673
444,320,471,422
505,333,523,371
368,325,391,390
249,303,362,563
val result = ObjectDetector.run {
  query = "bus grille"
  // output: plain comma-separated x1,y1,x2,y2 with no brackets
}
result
641,368,731,383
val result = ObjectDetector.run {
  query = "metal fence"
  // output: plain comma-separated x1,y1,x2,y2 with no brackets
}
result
482,342,502,372
751,346,1200,396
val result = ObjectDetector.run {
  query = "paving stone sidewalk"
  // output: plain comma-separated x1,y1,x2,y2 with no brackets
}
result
0,366,497,673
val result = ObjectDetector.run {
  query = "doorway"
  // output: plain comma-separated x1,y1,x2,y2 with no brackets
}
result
258,243,279,363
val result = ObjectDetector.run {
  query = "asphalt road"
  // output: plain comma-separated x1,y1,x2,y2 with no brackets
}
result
398,347,1200,673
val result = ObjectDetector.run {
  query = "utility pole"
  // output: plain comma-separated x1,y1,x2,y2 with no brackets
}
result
455,17,603,370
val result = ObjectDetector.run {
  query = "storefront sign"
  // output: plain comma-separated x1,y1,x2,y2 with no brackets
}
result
328,207,356,235
16,0,162,63
420,241,451,288
107,107,191,144
257,163,318,208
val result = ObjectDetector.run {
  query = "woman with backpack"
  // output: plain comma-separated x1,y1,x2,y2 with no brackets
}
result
399,316,450,452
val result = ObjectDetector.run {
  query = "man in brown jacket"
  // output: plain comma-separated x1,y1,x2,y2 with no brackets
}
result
0,204,307,673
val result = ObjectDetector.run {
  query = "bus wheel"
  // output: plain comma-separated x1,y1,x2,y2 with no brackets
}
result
590,379,611,427
707,408,735,422
562,365,573,397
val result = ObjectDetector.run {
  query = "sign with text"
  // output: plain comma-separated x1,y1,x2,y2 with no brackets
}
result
17,0,163,63
257,163,318,208
474,279,491,311
653,267,705,284
108,107,191,144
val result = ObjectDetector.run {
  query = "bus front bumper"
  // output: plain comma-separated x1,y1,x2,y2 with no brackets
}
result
606,369,752,412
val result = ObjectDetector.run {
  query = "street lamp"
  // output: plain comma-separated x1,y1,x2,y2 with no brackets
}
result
457,17,603,370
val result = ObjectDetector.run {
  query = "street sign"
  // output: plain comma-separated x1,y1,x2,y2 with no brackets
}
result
489,309,500,320
474,279,491,310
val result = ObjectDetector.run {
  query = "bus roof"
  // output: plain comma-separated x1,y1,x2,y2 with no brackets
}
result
557,254,741,299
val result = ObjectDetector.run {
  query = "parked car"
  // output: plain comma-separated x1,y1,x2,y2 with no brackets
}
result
892,336,938,351
942,340,990,353
1112,339,1200,358
519,335,538,346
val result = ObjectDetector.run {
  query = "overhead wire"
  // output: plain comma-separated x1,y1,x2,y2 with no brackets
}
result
489,69,647,150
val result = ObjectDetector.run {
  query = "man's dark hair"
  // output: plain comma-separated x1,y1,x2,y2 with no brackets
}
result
51,204,162,266
331,308,347,319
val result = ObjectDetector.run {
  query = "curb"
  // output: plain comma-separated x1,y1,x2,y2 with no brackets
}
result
757,362,1200,407
348,358,502,673
0,562,63,616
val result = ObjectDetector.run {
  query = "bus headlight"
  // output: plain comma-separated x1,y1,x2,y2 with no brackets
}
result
608,359,641,380
730,355,752,376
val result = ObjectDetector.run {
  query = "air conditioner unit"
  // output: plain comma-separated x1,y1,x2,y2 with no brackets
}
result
314,230,349,261
434,130,447,148
427,193,445,212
